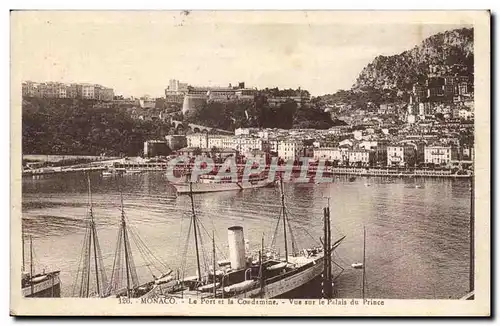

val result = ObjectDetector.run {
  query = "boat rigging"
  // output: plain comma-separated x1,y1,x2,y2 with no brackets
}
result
73,174,108,298
165,176,346,299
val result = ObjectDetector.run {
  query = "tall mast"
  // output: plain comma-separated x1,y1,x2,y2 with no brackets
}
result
212,231,216,297
469,175,474,294
279,178,288,263
362,227,366,300
322,206,332,298
86,224,91,296
260,234,264,292
92,227,101,296
121,190,131,298
22,236,25,273
88,174,100,296
87,174,94,222
30,236,34,295
327,205,331,292
322,208,327,297
189,182,202,281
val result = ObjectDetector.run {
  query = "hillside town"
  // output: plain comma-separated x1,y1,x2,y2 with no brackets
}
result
145,64,473,173
22,60,474,175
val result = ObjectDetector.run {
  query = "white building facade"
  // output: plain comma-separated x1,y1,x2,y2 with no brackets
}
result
278,140,304,161
424,146,458,165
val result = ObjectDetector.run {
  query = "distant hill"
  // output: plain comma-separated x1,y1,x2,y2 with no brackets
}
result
353,27,473,91
319,27,474,108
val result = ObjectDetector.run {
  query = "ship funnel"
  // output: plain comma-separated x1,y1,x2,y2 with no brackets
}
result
228,226,246,270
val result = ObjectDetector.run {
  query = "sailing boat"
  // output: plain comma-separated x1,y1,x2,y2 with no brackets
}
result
168,177,346,299
21,235,61,297
73,174,108,298
105,189,176,299
362,227,366,300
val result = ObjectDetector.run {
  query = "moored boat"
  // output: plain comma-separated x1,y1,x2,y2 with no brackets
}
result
73,175,174,299
102,171,113,177
124,169,142,175
165,177,346,299
173,172,275,194
21,236,61,298
105,190,175,299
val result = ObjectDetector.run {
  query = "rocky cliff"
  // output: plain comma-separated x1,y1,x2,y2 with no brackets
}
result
352,27,474,94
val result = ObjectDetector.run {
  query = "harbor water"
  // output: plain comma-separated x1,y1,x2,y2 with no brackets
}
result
21,172,472,299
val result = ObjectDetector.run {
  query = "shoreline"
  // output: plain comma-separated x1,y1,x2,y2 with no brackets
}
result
22,165,472,179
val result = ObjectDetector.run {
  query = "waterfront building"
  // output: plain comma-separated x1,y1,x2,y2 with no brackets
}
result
185,133,267,158
387,145,417,167
313,147,344,161
424,145,458,166
233,137,268,156
277,140,304,161
186,133,209,149
207,135,233,150
347,149,375,166
176,147,238,159
359,140,388,166
205,135,268,157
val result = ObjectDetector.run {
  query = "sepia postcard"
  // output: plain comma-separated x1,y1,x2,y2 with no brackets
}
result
10,10,490,316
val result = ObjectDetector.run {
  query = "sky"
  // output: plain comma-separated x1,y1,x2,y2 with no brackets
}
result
11,11,471,97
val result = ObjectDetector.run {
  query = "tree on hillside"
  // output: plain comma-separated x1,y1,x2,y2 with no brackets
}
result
22,98,172,156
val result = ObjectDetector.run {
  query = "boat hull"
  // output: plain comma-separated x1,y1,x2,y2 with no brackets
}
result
234,256,326,299
22,272,61,298
173,180,275,194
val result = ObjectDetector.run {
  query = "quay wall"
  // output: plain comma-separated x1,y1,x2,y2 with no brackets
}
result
23,154,119,162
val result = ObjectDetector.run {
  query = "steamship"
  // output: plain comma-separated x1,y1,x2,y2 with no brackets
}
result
172,171,275,194
157,178,345,299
